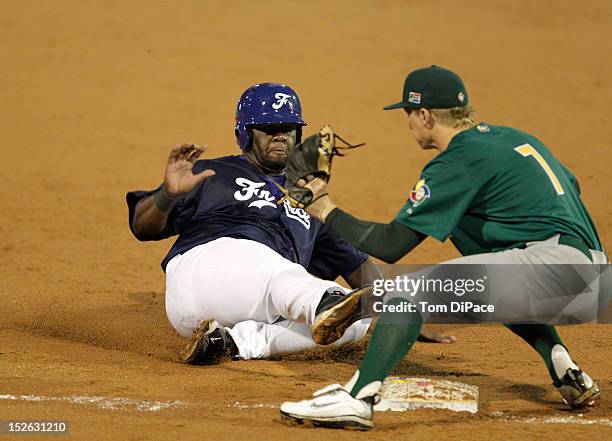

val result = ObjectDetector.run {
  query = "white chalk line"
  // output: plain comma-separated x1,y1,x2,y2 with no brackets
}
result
228,403,612,428
228,401,277,410
0,394,185,412
1,395,273,412
3,394,611,428
491,412,612,428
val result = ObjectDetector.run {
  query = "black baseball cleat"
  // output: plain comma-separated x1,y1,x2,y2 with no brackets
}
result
311,285,374,345
179,320,239,365
556,368,600,409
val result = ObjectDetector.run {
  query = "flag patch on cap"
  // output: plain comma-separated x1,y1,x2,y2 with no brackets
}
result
408,91,421,104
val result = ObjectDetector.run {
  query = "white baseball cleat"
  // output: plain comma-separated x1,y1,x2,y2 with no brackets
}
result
280,384,374,430
556,368,601,409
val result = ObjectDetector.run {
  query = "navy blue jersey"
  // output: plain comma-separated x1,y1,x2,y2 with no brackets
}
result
126,155,367,279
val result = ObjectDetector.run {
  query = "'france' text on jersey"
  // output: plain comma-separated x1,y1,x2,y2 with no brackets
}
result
127,155,367,279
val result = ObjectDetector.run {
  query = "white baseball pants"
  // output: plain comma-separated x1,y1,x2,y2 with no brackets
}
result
165,237,369,359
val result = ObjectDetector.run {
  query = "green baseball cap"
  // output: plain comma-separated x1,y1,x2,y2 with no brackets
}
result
383,65,468,110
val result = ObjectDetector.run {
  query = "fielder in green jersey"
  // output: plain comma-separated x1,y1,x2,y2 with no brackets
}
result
394,123,602,256
280,65,611,430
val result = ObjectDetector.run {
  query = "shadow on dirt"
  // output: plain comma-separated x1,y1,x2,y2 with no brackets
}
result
6,291,183,362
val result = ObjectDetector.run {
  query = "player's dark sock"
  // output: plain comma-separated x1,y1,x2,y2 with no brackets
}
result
349,297,423,398
315,287,349,316
504,323,567,386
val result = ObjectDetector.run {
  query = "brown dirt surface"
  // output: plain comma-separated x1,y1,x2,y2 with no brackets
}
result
1,1,611,439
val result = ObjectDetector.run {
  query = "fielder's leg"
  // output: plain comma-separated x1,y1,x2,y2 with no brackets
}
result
505,323,600,408
280,297,423,429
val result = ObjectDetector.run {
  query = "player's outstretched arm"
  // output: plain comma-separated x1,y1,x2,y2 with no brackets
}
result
132,144,215,239
163,143,215,196
301,178,425,263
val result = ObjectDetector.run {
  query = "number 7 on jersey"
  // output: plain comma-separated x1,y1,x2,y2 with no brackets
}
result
514,144,565,195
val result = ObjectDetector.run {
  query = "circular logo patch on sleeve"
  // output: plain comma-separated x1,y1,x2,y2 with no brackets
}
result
409,179,431,207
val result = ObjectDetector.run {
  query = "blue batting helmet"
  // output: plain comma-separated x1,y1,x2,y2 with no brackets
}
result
235,83,307,150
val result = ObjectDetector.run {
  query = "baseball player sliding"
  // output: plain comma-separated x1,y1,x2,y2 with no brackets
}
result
126,83,453,364
279,66,611,430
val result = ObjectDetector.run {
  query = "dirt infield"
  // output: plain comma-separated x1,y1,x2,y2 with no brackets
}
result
1,1,611,439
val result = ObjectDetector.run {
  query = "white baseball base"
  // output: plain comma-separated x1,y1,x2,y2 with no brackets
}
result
374,377,479,414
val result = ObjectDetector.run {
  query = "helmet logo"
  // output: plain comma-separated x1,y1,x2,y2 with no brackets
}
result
271,93,292,110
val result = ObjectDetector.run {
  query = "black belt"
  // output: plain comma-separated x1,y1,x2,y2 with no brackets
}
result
558,234,592,262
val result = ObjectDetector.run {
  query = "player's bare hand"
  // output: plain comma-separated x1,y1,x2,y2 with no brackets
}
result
164,143,216,196
417,327,457,344
303,177,337,222
296,174,317,188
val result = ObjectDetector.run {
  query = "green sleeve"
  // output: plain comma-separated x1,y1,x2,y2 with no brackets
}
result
326,208,426,263
394,149,481,241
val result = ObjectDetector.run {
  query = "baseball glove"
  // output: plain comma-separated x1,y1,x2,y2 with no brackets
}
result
275,125,365,209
